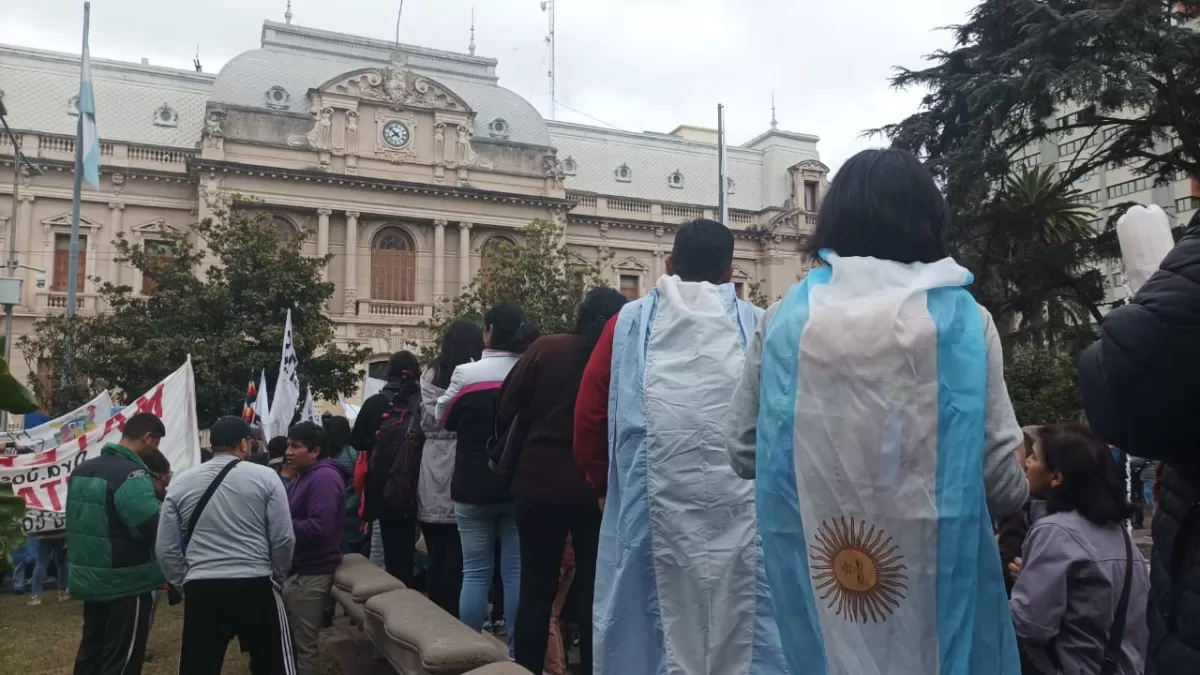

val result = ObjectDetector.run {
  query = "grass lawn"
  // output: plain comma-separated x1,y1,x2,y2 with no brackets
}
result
0,592,251,675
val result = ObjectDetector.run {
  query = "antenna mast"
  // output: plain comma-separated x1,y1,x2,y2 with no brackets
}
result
771,92,778,129
541,0,556,120
285,0,292,25
395,0,405,49
469,8,476,55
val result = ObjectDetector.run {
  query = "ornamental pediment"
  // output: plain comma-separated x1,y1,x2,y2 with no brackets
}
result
792,159,830,174
317,54,472,114
131,218,181,234
41,213,102,230
612,256,650,272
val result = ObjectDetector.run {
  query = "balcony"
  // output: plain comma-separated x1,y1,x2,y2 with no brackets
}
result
3,133,195,175
356,300,432,319
36,292,98,315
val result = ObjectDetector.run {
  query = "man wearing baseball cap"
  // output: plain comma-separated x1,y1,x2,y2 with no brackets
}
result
157,416,296,675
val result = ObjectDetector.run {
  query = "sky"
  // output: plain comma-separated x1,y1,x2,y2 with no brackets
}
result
0,0,979,172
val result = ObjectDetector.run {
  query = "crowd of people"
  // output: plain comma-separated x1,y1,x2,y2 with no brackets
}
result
28,146,1200,675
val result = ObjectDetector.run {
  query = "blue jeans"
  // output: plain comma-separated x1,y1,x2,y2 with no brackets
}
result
455,502,520,649
10,536,36,592
1144,483,1156,514
32,537,67,596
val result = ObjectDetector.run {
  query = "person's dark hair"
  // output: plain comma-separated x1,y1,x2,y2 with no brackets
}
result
386,350,420,380
267,436,289,460
143,450,171,476
324,416,353,454
671,219,734,284
485,302,539,353
433,320,485,389
803,148,949,265
1038,423,1135,525
288,421,329,459
574,287,627,367
122,412,166,441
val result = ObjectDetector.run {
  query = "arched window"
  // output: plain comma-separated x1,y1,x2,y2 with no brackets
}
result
371,226,416,302
367,360,390,381
479,236,516,274
273,216,298,248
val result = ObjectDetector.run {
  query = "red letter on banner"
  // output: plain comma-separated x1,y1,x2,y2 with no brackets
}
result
42,479,63,511
16,485,43,510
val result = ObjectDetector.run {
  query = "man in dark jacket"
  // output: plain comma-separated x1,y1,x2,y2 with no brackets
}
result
1078,213,1200,675
65,412,167,675
283,422,346,675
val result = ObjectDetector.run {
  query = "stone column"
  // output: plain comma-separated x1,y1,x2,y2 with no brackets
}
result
18,195,34,306
344,211,359,316
316,208,331,280
108,202,125,286
433,219,447,302
653,249,665,281
458,222,472,295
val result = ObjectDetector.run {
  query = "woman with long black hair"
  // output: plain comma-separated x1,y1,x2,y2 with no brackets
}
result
435,303,538,652
495,287,627,675
419,320,484,617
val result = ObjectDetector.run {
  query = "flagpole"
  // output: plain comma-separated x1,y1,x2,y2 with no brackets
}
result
66,2,89,319
61,2,90,400
717,103,728,225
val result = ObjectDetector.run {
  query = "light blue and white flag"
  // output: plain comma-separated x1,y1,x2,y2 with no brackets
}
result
756,251,1019,675
76,6,100,190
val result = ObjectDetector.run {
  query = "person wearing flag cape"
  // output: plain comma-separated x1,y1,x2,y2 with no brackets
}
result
725,149,1029,675
574,219,788,675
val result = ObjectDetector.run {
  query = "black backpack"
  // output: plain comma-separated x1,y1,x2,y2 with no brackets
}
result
364,391,423,521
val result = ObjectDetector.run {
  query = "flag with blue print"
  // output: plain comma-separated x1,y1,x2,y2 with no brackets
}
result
77,22,100,190
755,252,1019,675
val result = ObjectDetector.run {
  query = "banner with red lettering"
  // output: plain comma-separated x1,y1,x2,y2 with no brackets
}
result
0,391,114,456
0,359,199,518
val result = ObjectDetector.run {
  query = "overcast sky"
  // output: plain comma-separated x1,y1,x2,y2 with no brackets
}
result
1,0,977,171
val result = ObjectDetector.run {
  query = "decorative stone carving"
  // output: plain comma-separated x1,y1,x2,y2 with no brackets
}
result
265,85,291,110
434,123,446,162
202,172,224,208
110,173,126,195
543,156,565,186
202,111,226,151
455,124,478,167
345,110,359,150
357,326,389,339
321,52,469,113
108,201,125,211
346,155,359,176
305,107,333,150
433,164,445,184
153,102,178,128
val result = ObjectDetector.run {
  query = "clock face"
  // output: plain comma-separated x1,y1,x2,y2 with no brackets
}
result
382,121,411,149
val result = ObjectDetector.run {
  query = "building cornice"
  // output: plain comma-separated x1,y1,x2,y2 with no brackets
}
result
0,44,216,86
568,213,806,242
190,159,575,210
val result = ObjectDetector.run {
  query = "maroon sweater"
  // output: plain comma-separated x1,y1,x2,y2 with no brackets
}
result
495,333,594,504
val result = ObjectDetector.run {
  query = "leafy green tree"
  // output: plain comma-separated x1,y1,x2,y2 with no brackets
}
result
0,335,36,571
1004,346,1084,427
421,220,609,361
19,208,369,425
872,0,1200,350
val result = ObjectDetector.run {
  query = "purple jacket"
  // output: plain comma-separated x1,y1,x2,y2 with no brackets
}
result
287,458,347,575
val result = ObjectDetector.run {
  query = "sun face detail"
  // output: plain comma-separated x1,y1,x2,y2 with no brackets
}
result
810,517,909,624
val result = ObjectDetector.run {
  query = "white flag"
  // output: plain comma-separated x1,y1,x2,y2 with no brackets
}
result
300,386,316,424
270,310,301,436
255,369,272,438
364,376,386,400
340,397,361,423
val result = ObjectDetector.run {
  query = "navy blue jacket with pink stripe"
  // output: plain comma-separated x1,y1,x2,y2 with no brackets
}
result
435,349,521,505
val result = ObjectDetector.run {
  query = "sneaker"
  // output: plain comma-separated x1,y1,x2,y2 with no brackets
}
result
58,590,70,602
26,595,42,606
482,619,495,632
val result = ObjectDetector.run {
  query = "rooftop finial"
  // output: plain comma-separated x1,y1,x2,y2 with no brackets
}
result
770,91,778,129
285,0,292,24
469,8,476,55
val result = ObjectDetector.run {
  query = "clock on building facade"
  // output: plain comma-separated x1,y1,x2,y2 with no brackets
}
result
382,120,411,149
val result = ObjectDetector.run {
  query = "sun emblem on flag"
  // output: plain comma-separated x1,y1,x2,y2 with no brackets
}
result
810,517,909,623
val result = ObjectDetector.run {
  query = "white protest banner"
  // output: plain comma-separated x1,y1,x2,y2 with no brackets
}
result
364,376,385,400
300,386,316,424
340,398,360,423
255,369,272,437
0,391,113,456
0,359,200,516
270,310,301,435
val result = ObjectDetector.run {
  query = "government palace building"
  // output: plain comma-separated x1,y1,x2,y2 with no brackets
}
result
0,19,828,387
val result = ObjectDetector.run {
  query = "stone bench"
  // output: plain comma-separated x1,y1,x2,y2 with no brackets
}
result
363,588,509,675
331,554,407,626
463,664,535,675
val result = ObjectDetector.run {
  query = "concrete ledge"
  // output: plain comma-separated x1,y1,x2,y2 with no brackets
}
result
331,586,366,626
334,560,407,604
363,588,508,675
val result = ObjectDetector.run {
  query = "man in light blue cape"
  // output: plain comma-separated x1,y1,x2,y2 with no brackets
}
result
573,219,788,675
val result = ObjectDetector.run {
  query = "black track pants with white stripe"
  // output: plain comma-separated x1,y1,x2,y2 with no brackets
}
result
180,577,296,675
73,592,154,675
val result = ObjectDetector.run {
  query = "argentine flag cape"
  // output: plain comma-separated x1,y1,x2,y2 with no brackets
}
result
594,275,788,675
756,251,1019,675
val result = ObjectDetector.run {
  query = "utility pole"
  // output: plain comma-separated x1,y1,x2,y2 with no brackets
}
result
541,0,556,119
717,104,728,225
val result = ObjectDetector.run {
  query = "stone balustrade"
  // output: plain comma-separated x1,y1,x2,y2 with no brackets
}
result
4,133,195,174
357,299,433,319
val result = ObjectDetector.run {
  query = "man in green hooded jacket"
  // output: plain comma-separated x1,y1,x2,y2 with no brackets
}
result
66,412,167,675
